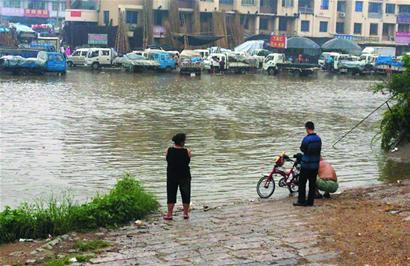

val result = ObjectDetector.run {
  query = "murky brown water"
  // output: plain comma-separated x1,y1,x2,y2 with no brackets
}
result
0,70,395,209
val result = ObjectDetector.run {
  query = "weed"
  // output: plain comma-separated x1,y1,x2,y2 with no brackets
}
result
42,257,70,266
0,174,159,244
75,253,96,262
74,240,110,252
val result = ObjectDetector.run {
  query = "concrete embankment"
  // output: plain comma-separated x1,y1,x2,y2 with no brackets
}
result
2,178,409,265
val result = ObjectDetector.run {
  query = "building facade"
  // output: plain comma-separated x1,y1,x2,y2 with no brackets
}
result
0,0,66,25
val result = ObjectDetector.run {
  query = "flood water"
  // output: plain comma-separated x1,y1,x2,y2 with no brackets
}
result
0,70,396,209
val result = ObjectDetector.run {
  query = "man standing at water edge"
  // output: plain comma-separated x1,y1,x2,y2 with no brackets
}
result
294,121,322,206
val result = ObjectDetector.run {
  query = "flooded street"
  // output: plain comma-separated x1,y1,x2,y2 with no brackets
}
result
0,70,391,209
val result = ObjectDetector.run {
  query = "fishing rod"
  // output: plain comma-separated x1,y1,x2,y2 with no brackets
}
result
332,95,395,149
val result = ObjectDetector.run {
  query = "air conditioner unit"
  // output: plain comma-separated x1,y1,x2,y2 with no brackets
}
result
338,12,346,18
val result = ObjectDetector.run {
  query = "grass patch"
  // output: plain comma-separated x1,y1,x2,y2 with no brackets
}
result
42,257,70,266
0,174,159,244
75,253,96,262
74,240,110,252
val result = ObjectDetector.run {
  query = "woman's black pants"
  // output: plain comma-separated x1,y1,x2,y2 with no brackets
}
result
167,178,191,204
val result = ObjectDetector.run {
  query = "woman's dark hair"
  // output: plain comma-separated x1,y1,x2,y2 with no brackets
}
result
172,133,186,146
305,121,315,130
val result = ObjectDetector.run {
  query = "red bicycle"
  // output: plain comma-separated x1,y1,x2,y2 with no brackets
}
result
256,152,302,198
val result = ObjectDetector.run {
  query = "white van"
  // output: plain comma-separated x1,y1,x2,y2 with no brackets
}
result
85,48,118,69
67,48,90,67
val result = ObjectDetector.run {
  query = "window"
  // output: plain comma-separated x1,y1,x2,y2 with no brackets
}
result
319,21,328,32
260,18,269,30
103,11,110,25
88,51,99,58
61,2,65,11
301,20,310,32
126,11,138,24
368,2,382,13
279,17,287,31
102,50,110,56
337,1,346,12
81,51,88,56
355,1,363,12
370,23,378,35
399,5,410,13
336,22,344,33
241,0,255,5
52,2,59,11
386,4,395,14
321,0,329,10
354,23,362,34
219,0,233,4
72,51,80,56
282,0,293,8
3,0,21,8
240,16,249,29
28,0,45,9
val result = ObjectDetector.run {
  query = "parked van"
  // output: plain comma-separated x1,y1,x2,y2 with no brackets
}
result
85,48,118,69
194,49,209,59
67,48,90,67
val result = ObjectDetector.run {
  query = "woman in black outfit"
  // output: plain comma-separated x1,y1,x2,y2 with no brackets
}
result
164,133,192,220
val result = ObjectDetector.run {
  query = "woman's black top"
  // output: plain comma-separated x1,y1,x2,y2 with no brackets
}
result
166,147,191,180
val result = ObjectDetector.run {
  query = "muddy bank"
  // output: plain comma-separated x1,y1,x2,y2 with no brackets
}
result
310,178,410,265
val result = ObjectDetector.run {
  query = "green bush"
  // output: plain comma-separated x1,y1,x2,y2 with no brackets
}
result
375,55,410,150
0,174,158,244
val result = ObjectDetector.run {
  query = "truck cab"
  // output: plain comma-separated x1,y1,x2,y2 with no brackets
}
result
146,51,176,71
85,48,118,69
37,51,67,73
263,53,286,75
67,48,90,67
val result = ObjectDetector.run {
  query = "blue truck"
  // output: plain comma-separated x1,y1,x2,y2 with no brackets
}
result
0,51,66,74
147,51,176,71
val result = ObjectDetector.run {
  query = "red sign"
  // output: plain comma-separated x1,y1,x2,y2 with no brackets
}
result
70,10,82,17
269,35,287,49
24,9,49,18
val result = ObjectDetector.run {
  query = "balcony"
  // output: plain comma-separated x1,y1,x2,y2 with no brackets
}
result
65,9,98,22
382,35,395,42
368,12,383,19
177,0,194,9
260,6,276,14
298,6,314,14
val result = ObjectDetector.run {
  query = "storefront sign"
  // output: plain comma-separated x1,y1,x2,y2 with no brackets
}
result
88,34,108,45
70,10,82,17
397,14,410,24
24,9,49,18
269,35,287,49
335,34,353,40
153,26,166,38
396,32,410,44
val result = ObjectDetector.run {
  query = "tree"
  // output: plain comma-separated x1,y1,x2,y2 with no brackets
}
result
375,56,410,150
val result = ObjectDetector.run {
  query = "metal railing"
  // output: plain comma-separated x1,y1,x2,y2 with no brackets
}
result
298,6,314,14
368,12,383,19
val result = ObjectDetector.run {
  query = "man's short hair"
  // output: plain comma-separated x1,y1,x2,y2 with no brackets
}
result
305,121,315,130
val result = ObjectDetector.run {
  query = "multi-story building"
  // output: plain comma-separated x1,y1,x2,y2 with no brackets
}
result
62,0,409,48
0,0,66,25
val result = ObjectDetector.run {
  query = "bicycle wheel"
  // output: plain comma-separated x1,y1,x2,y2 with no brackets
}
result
288,175,299,193
256,175,276,198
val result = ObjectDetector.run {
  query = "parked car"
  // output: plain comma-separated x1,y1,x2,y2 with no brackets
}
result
113,52,160,72
67,48,90,67
85,48,118,70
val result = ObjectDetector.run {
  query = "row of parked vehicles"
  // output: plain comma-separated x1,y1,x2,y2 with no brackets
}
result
318,48,408,75
66,46,316,76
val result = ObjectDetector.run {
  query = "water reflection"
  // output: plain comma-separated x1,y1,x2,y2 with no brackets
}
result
0,70,392,209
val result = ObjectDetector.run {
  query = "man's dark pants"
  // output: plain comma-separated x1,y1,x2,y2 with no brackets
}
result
298,167,318,205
